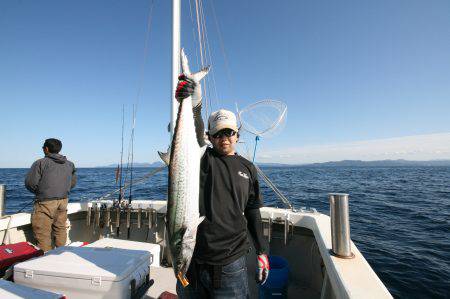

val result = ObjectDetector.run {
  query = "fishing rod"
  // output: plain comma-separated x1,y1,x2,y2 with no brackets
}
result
118,105,125,201
116,105,125,237
96,166,166,202
15,201,33,213
127,104,136,239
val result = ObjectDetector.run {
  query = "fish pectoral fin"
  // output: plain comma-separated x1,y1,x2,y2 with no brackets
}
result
158,147,171,166
197,216,206,226
185,217,206,241
183,218,204,243
199,145,207,158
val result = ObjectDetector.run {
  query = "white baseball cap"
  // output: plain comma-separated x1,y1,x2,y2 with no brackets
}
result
208,109,239,135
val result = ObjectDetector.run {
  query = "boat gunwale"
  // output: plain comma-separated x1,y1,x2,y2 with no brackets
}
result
0,201,392,298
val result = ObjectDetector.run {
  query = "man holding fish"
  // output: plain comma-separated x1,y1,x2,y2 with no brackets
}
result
165,50,269,298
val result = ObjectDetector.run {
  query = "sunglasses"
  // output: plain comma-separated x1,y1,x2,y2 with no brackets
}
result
212,129,237,139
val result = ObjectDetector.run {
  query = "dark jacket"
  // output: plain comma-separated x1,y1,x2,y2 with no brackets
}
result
195,148,267,265
25,153,77,201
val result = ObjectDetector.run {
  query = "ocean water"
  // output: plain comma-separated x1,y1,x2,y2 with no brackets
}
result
0,166,449,298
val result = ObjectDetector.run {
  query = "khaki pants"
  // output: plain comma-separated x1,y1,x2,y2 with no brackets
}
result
31,198,68,252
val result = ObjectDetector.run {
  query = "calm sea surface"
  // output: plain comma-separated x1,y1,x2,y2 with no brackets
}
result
0,166,449,298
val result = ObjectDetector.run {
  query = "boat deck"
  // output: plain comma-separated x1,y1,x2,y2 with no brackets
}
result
146,266,177,298
146,264,321,299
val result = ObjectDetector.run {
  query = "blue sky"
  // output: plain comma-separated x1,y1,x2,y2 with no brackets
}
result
1,0,449,167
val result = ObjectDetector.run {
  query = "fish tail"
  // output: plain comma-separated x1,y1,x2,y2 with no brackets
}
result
177,271,190,287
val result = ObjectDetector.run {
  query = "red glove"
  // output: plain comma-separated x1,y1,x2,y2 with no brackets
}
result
175,74,196,102
257,254,270,285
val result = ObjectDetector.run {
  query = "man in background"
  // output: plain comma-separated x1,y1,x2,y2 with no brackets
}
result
25,138,77,252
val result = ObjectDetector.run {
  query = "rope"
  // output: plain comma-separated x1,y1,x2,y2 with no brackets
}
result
134,0,156,110
202,8,220,111
194,0,205,67
209,0,234,91
193,0,220,117
123,0,155,200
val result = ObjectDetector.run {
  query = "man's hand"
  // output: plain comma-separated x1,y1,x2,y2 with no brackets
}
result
176,48,210,107
257,254,270,285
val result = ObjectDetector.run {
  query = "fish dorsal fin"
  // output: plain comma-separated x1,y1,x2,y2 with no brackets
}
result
158,147,171,166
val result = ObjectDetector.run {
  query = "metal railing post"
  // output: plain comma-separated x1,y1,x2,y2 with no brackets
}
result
329,193,354,258
0,185,5,217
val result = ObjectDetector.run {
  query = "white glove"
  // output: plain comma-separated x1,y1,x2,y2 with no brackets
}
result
180,48,210,108
257,254,270,285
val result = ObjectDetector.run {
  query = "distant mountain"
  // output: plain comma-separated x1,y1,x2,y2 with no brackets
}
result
302,159,450,167
98,159,450,168
100,161,165,168
256,162,291,167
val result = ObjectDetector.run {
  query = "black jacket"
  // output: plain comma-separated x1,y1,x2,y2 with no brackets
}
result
195,148,267,265
25,153,77,201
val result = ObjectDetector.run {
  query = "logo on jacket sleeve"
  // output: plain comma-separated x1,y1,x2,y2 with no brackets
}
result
238,171,249,179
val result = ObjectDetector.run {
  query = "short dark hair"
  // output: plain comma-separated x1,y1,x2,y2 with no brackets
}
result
43,138,62,154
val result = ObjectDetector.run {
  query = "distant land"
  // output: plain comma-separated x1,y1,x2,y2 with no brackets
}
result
300,159,450,167
98,159,450,168
262,159,450,167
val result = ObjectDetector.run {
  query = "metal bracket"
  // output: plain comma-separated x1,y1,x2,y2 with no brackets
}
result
91,276,102,286
25,270,33,279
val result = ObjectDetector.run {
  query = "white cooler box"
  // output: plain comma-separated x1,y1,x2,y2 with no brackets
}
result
86,238,160,267
14,246,152,299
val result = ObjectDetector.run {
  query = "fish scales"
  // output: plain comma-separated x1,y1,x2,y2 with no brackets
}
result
159,49,208,286
167,93,204,286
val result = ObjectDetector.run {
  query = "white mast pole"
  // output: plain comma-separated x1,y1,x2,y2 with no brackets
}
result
171,0,181,138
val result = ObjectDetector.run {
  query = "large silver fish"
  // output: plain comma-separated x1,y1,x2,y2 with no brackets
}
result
159,49,208,287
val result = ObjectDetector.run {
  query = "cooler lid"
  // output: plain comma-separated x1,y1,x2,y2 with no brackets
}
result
14,246,149,282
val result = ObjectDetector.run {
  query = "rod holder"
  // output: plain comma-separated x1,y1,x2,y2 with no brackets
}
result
104,207,111,227
329,193,354,259
86,207,92,227
137,208,142,229
0,185,5,217
94,206,100,227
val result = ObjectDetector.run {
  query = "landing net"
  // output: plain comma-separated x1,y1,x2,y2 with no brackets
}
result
238,99,287,138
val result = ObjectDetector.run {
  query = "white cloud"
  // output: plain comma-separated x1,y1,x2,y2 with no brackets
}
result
257,132,450,164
